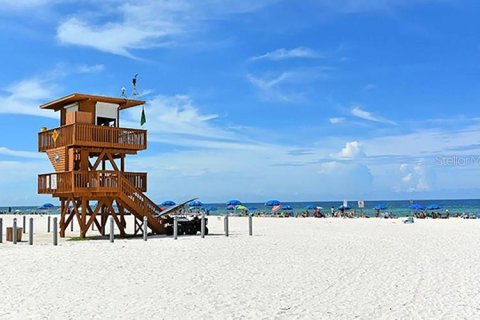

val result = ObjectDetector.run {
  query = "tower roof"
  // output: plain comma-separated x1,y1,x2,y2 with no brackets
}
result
40,93,145,111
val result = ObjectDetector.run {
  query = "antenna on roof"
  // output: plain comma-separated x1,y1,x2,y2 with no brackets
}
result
132,74,139,96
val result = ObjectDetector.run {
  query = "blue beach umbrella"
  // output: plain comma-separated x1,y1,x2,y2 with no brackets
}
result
282,205,293,210
408,203,424,210
189,200,203,207
337,205,350,210
426,204,441,210
161,200,176,206
227,200,242,206
247,206,257,211
41,203,54,208
374,204,387,210
305,205,317,210
265,200,281,206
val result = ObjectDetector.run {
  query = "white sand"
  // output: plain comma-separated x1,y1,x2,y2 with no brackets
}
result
1,215,480,319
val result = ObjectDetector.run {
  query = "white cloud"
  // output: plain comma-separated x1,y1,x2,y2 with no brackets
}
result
56,0,276,58
246,68,328,102
0,64,105,118
398,162,432,192
336,141,365,159
329,117,345,124
351,106,397,125
0,147,44,159
250,47,321,61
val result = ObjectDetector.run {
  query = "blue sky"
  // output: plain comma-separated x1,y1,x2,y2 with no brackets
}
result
1,0,480,205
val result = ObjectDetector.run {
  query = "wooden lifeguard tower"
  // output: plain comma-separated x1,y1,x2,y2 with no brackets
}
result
38,93,166,238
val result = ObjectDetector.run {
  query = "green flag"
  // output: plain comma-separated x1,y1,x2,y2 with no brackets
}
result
140,106,146,126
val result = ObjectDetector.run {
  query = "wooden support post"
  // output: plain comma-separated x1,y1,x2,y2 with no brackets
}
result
29,218,33,245
109,217,114,243
173,216,178,240
71,218,74,232
53,217,58,246
80,197,87,237
201,213,205,238
23,215,26,234
249,215,253,236
13,218,17,244
143,216,148,241
48,216,51,233
224,214,229,237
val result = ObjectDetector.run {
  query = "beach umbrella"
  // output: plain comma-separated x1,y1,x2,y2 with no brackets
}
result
282,205,293,211
226,204,235,210
161,200,176,206
265,200,281,206
41,203,54,208
247,206,257,211
271,205,281,212
374,204,387,210
426,204,441,210
306,205,317,210
189,200,203,207
236,205,248,211
337,205,350,210
408,203,424,210
227,200,242,206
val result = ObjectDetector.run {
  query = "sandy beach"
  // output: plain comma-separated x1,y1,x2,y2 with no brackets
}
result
1,215,479,319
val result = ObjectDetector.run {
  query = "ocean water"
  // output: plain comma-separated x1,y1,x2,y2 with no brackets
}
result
201,199,480,216
2,199,480,217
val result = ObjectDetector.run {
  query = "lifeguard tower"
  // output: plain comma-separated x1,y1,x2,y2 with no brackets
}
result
38,93,166,238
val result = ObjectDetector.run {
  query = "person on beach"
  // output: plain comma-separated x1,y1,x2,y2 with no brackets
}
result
330,206,334,217
445,209,450,219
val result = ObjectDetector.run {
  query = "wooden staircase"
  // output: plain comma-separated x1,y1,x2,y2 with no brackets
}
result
117,173,166,234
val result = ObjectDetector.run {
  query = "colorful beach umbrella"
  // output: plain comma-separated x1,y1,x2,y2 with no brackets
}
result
282,205,293,210
426,204,441,210
236,205,248,211
227,200,242,206
265,200,281,206
271,205,281,212
161,200,176,206
226,204,235,210
305,205,317,210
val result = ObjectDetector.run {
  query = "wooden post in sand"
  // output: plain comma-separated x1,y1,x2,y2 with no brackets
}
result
143,216,148,241
29,218,33,245
23,215,26,234
173,216,178,240
0,217,2,243
53,217,58,246
47,216,51,233
201,213,206,238
13,218,18,244
249,215,253,236
224,214,229,237
109,217,114,243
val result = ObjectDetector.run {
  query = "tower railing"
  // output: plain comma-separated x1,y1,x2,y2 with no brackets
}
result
38,123,147,152
38,171,147,193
